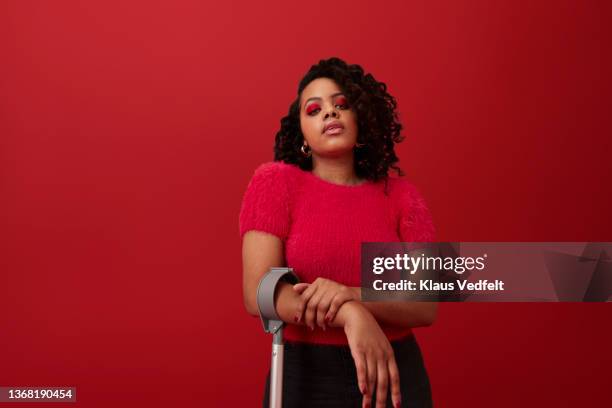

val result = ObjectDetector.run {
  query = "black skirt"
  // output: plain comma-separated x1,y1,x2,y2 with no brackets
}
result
263,334,433,408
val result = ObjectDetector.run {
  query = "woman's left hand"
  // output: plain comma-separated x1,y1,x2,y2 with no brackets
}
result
293,278,359,330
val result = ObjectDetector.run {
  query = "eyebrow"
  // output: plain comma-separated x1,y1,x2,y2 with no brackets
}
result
302,92,345,108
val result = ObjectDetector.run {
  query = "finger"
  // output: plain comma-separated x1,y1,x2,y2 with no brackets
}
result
362,392,371,408
305,290,325,330
296,283,318,324
293,294,308,324
293,283,310,293
300,282,318,306
360,355,373,408
376,359,389,408
366,355,376,407
316,291,335,330
352,350,368,397
388,356,402,408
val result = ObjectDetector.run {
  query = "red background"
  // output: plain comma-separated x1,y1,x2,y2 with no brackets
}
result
1,1,610,406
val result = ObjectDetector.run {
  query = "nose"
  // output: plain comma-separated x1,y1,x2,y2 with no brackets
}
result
324,104,339,119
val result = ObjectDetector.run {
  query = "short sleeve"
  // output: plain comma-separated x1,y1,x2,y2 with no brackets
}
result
396,181,436,243
239,162,290,241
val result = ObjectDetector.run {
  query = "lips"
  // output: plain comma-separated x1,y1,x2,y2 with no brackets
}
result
323,121,344,134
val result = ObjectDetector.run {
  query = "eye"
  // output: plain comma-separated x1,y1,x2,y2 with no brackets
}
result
335,96,349,109
306,103,321,116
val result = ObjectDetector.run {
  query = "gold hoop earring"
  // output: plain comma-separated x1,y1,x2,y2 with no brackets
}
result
301,144,312,158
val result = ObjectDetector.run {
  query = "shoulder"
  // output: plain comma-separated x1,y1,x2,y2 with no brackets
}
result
239,162,294,240
386,177,426,203
248,161,289,185
250,161,295,181
388,177,436,241
244,161,298,198
386,177,433,220
248,160,304,192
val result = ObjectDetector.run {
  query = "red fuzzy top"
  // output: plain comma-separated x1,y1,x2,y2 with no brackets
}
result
239,161,436,345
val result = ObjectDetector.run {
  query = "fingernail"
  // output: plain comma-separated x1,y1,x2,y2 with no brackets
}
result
395,402,401,408
309,325,314,331
325,316,330,323
294,316,298,322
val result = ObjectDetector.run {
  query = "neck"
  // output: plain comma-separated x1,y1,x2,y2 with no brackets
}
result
311,154,362,186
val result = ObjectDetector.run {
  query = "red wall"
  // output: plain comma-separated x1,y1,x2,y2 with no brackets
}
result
1,1,610,406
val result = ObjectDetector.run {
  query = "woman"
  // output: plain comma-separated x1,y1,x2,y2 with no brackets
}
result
240,57,437,408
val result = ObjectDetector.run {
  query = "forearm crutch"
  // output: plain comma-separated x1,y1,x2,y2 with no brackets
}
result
256,267,300,408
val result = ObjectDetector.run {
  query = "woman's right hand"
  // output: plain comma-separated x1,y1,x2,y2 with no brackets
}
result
340,302,401,408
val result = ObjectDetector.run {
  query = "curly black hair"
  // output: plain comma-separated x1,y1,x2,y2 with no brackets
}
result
274,57,406,189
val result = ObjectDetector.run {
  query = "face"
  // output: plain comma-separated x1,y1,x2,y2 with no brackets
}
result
299,77,358,158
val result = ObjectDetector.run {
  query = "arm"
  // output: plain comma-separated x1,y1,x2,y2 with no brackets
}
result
349,180,439,329
294,279,437,330
348,287,437,328
241,229,308,327
242,231,364,331
241,230,417,330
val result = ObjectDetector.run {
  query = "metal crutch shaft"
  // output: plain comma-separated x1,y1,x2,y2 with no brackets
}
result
256,267,300,408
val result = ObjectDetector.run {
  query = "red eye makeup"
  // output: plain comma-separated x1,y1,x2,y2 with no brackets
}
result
304,94,349,115
306,103,320,115
335,96,348,107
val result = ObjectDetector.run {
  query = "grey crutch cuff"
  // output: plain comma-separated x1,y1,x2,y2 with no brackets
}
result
256,267,300,334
